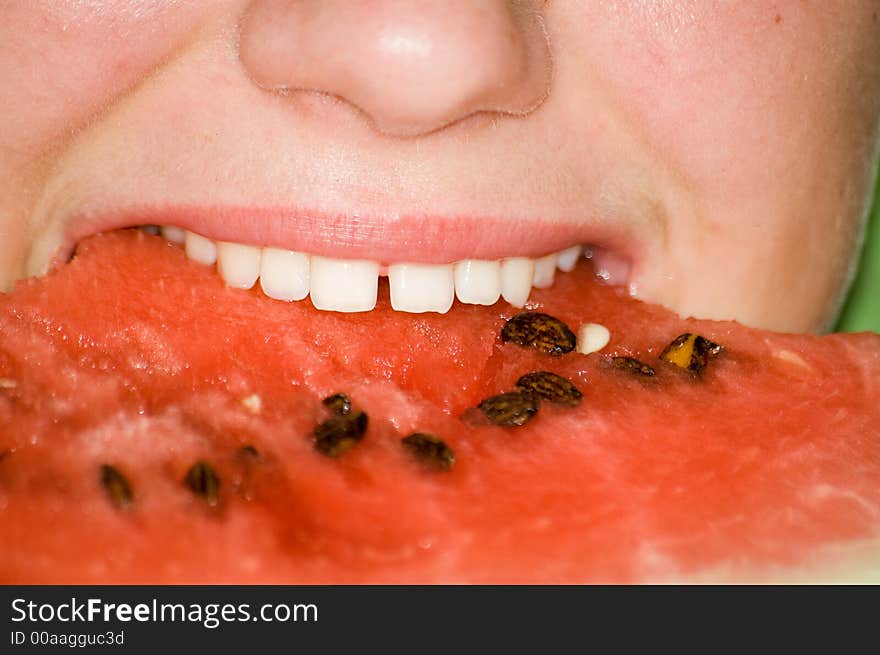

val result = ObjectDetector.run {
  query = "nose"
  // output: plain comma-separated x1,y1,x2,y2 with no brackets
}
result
238,0,552,136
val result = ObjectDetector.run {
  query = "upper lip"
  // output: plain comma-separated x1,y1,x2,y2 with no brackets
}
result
57,204,644,268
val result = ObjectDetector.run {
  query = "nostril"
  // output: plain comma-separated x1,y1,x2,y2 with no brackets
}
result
238,0,553,137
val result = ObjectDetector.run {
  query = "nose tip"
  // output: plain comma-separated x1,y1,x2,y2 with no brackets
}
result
238,0,552,136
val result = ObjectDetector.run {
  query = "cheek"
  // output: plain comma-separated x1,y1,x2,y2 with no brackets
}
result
0,1,212,285
0,1,206,153
569,1,877,201
555,0,880,330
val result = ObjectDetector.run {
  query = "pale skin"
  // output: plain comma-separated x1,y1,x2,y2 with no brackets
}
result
1,1,879,332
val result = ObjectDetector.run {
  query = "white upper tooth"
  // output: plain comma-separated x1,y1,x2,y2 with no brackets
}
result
389,263,454,314
310,256,379,312
500,257,534,308
160,225,186,244
184,231,218,266
532,254,557,288
260,248,310,301
556,245,582,272
181,228,581,312
453,259,501,305
217,241,262,289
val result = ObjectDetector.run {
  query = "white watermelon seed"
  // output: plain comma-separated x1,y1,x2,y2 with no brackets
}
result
577,323,611,354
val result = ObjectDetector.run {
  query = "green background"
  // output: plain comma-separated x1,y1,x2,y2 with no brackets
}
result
836,171,880,333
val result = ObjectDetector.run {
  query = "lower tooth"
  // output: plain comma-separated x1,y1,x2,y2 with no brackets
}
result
532,254,557,288
556,245,582,272
160,225,186,244
453,259,501,305
259,248,310,301
184,231,218,266
500,257,534,308
217,242,262,289
388,263,454,313
310,256,379,312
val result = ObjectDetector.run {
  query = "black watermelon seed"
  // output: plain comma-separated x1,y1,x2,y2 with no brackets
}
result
239,445,259,459
314,411,368,457
478,391,540,427
611,356,656,377
659,333,724,374
516,371,583,406
100,464,133,509
402,433,455,471
500,312,577,355
322,392,352,416
184,461,220,506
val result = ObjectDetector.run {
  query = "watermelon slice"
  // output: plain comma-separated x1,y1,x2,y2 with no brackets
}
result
1,229,879,583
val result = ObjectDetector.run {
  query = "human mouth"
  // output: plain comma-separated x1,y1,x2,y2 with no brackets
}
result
42,206,639,314
167,232,630,314
172,229,599,313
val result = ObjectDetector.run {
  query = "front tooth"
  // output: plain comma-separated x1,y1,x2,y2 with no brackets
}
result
310,256,379,312
161,225,186,244
217,241,262,289
184,231,217,266
389,263,454,313
500,257,534,308
453,259,501,305
259,248,310,301
556,245,582,272
532,254,557,288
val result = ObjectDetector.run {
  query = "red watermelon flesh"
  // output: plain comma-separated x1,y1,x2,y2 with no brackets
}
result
1,229,879,583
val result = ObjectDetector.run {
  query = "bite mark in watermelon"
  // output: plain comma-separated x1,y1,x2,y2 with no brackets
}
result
1,229,879,583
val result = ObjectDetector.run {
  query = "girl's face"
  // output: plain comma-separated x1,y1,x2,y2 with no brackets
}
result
1,1,879,332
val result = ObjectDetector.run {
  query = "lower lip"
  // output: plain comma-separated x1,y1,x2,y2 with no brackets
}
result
65,205,641,267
